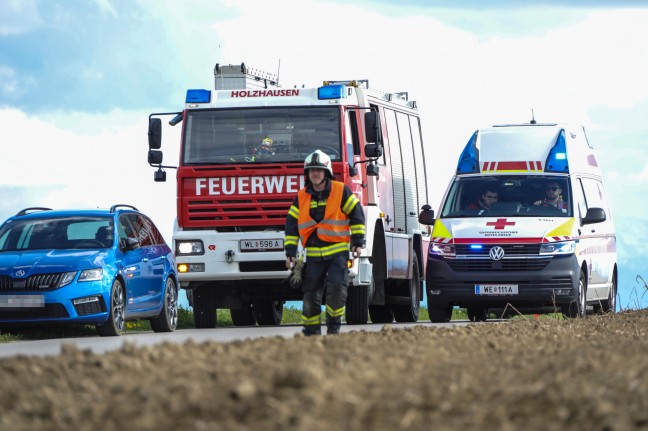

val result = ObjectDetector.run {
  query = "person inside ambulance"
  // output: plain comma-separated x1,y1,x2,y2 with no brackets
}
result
466,185,499,213
284,150,366,336
534,181,567,211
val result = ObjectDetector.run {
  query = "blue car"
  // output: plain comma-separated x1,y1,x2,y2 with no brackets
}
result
0,205,178,336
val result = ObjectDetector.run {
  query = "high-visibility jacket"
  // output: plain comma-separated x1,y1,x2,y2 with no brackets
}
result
297,181,349,246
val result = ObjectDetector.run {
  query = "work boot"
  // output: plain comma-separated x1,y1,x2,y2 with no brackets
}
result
302,325,321,337
326,316,341,335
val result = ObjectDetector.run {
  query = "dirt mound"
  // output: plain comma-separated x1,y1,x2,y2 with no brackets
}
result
1,310,648,430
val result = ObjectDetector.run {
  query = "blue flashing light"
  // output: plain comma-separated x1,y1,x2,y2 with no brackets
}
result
457,131,479,173
318,85,346,100
186,89,211,104
470,244,483,250
545,129,570,173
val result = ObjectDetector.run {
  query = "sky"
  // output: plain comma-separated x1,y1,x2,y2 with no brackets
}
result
1,0,647,309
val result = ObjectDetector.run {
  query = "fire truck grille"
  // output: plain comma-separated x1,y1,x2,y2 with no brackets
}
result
185,197,292,230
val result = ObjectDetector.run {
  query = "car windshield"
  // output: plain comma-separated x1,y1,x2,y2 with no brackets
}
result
0,216,114,251
440,175,572,218
182,106,342,164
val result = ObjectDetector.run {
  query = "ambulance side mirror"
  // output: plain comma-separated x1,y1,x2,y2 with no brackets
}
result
582,207,606,225
418,204,435,225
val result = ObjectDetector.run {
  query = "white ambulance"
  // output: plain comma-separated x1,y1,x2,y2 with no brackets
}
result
420,122,617,322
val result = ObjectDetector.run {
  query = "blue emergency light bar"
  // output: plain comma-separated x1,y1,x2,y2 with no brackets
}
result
318,85,346,100
457,131,480,173
186,89,211,104
545,129,569,173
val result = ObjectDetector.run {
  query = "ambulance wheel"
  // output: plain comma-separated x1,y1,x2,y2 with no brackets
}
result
345,284,369,324
369,305,393,323
230,301,256,326
595,272,617,314
253,299,283,325
467,306,488,322
193,287,217,328
562,270,587,318
392,252,421,323
429,305,452,323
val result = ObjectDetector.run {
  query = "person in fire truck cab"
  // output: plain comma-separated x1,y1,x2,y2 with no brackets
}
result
284,150,366,336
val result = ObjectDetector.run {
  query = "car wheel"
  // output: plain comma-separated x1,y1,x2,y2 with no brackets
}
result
562,270,587,318
150,278,178,332
96,279,125,336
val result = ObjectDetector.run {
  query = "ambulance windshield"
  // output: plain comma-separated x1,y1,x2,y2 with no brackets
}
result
182,107,342,164
440,175,572,218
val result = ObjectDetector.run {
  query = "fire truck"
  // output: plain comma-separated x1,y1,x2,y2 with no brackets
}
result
146,63,431,328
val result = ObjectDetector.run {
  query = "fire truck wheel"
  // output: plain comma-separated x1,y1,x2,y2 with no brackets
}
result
429,305,452,323
193,287,217,328
230,302,257,326
392,252,421,323
253,299,283,326
345,284,369,325
369,305,394,324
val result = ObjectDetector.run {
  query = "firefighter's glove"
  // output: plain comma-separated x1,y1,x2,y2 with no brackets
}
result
289,259,305,290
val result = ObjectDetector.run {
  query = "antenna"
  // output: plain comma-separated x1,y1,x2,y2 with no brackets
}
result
277,59,281,85
530,109,537,124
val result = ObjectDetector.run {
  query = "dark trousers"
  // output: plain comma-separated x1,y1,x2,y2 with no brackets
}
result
301,254,349,335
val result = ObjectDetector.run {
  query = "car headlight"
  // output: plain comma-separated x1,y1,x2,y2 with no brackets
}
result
539,240,575,256
176,240,204,256
429,242,456,258
59,271,78,287
78,268,103,282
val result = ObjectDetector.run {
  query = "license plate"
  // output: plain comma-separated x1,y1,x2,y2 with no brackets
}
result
0,295,45,308
239,239,284,252
475,284,518,295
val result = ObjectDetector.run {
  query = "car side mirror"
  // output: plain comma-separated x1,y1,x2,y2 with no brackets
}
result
582,207,606,225
120,237,140,251
418,204,435,225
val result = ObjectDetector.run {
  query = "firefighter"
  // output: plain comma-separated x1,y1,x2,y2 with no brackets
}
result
284,150,366,336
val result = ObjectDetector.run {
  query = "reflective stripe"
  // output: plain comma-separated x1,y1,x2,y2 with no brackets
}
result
298,220,317,230
350,224,366,235
322,219,349,226
284,235,299,247
326,304,345,317
317,229,349,238
342,194,359,214
288,205,299,219
301,314,321,326
305,242,349,257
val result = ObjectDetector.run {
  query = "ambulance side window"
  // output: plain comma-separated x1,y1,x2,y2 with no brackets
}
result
581,178,611,219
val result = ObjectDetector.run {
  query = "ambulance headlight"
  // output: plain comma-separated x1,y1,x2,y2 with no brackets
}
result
539,240,574,256
176,240,204,256
429,242,456,258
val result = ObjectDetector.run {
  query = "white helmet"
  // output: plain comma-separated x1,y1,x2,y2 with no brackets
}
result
304,150,333,177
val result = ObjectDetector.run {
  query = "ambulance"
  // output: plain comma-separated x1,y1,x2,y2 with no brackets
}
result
420,122,617,322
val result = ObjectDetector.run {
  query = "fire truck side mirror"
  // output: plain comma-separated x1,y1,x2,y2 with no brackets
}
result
148,150,163,165
364,111,382,145
418,204,435,225
154,168,167,182
148,118,162,149
366,162,379,177
364,144,383,158
348,163,358,177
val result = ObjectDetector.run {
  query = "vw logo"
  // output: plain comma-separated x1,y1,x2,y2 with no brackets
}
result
489,246,505,261
15,269,26,277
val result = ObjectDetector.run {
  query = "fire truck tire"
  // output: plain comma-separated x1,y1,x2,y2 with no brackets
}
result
369,305,393,323
253,299,283,326
392,252,421,323
429,305,452,323
193,287,217,329
345,284,369,325
467,306,488,322
230,302,257,326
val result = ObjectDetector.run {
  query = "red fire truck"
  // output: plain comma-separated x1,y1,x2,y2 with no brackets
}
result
147,63,431,328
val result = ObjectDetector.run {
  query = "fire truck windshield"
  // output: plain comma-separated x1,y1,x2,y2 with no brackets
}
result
182,107,342,164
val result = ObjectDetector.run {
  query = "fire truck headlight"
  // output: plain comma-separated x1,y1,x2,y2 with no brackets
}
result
539,240,575,256
176,240,204,256
429,242,456,258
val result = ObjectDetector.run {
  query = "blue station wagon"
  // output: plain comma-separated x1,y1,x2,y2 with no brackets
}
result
0,205,178,336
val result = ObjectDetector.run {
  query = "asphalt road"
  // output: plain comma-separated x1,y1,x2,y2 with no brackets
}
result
0,321,467,358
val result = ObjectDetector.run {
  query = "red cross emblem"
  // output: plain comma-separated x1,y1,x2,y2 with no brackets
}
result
486,218,516,230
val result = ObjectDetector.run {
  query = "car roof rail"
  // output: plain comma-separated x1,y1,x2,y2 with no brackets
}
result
110,204,139,213
16,207,53,216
